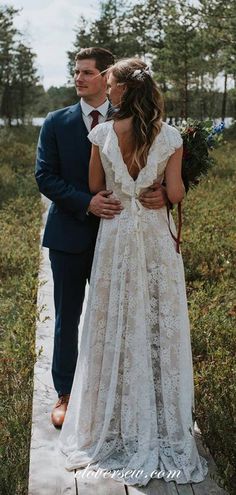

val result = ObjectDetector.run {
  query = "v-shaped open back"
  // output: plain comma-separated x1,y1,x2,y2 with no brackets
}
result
87,119,183,197
112,122,145,182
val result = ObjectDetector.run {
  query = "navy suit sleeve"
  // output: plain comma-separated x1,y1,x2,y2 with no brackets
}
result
35,112,92,221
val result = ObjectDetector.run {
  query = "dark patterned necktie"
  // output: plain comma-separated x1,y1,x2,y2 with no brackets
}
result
90,110,100,130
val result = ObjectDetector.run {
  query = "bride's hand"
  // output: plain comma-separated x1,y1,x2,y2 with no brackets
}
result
139,182,168,209
88,190,123,219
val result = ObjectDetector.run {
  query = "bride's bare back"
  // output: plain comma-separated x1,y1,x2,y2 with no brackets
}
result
113,118,144,180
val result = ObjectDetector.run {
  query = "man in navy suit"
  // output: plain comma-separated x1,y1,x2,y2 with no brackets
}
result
35,47,167,428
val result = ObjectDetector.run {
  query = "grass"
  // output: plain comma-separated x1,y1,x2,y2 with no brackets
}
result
180,138,236,494
0,126,42,495
0,124,235,494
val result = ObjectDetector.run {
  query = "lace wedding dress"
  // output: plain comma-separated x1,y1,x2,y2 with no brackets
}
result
59,120,208,486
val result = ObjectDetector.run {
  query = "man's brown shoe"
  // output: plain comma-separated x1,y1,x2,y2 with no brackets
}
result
51,394,70,429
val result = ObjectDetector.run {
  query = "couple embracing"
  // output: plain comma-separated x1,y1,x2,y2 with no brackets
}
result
35,47,208,487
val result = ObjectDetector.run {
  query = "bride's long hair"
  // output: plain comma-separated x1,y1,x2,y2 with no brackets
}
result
108,58,164,171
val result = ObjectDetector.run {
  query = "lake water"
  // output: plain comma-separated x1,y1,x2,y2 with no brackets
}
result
0,117,234,128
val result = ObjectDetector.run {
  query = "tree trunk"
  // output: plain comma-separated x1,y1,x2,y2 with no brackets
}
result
234,74,236,119
221,73,228,122
200,74,205,120
183,30,188,119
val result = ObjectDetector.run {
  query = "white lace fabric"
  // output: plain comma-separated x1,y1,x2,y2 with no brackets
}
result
59,121,208,486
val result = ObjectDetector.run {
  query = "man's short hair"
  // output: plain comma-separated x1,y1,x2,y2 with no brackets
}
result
75,47,115,74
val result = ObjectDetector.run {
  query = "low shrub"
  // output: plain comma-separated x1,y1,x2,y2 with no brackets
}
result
181,140,236,494
0,126,42,495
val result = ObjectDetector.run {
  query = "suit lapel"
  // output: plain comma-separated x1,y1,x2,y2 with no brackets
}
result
67,103,91,161
68,103,114,150
62,101,114,174
69,102,89,136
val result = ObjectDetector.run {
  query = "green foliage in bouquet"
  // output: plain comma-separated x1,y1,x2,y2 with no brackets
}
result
175,120,225,193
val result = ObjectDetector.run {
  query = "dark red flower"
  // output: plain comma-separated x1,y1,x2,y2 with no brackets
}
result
187,127,195,135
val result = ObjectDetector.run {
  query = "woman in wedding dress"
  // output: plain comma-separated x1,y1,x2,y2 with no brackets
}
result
59,58,208,486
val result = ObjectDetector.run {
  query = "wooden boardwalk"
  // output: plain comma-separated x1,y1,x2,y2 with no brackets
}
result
73,431,228,495
28,196,228,495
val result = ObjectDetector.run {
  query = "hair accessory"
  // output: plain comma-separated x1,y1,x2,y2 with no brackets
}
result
131,66,152,81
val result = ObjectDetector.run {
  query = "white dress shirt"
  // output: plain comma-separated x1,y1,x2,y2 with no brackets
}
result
80,98,110,131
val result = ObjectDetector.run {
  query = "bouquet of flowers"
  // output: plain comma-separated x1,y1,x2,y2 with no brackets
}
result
167,120,225,253
175,120,225,193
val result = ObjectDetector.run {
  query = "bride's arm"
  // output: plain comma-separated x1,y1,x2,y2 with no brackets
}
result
89,144,106,193
164,146,185,204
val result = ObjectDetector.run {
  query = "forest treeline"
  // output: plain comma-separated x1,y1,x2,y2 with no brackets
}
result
0,0,236,124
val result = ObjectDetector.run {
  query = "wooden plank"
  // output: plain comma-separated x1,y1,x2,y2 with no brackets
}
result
60,475,76,495
176,484,194,495
127,478,178,494
192,479,228,495
28,197,91,495
192,435,229,495
192,476,228,495
74,469,126,495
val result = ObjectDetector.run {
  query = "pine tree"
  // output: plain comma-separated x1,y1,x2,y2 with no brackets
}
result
67,0,130,78
12,43,39,123
198,0,236,121
0,6,18,125
127,0,164,60
152,0,201,119
0,6,39,125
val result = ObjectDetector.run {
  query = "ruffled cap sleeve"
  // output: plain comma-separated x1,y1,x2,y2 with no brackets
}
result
87,122,108,147
166,124,183,154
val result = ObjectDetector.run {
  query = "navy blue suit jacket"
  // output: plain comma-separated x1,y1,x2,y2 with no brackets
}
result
35,102,102,254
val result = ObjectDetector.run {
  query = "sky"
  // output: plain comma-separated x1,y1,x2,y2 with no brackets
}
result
3,0,101,89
